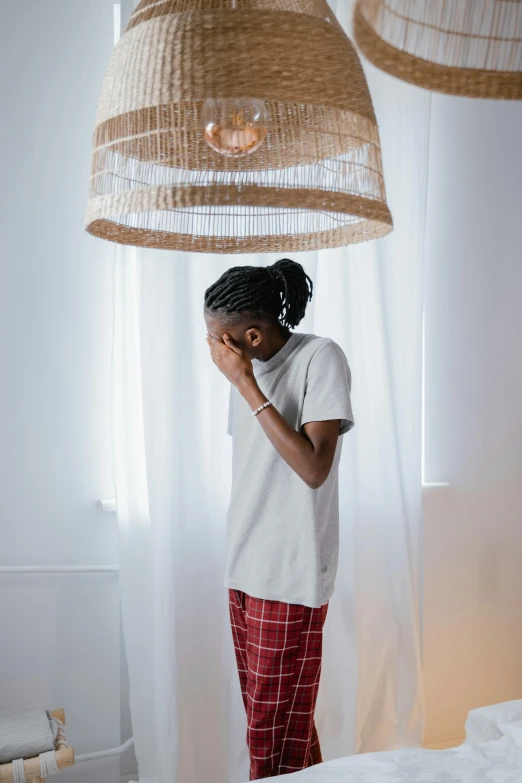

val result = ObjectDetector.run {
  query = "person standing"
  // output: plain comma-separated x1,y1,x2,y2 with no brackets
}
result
204,259,354,779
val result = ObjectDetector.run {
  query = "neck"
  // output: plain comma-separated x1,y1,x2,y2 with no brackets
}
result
257,324,291,362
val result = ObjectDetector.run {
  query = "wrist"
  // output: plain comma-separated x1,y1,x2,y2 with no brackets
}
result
237,372,257,397
237,375,267,409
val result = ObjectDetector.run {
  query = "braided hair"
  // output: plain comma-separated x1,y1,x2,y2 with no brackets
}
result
204,259,313,330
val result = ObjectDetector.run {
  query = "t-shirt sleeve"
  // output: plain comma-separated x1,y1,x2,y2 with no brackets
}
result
227,385,235,436
301,339,354,435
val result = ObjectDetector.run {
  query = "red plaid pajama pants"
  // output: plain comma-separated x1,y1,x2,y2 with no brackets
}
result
229,589,328,779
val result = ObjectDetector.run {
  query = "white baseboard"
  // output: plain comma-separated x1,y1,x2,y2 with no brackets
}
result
120,774,138,783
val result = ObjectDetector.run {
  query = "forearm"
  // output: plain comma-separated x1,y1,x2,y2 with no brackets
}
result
238,378,330,489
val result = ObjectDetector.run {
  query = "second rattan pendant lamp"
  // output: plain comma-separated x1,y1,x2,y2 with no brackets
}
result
85,0,393,253
354,0,522,100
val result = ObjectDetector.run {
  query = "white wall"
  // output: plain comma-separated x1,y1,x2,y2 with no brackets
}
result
423,95,522,747
0,2,123,780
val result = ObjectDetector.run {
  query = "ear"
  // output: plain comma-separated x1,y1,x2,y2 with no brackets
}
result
245,328,262,349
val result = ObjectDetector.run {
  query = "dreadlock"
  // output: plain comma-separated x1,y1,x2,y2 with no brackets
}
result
204,259,313,330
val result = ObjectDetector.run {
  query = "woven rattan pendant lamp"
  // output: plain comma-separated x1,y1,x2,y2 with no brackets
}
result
354,0,522,100
85,0,393,253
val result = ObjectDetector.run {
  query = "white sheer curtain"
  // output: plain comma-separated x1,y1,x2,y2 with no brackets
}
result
113,4,431,781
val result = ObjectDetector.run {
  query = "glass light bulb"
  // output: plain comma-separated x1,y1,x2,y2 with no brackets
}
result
202,98,268,157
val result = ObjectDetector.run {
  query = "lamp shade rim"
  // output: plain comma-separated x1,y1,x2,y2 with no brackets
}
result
353,4,522,100
86,217,393,253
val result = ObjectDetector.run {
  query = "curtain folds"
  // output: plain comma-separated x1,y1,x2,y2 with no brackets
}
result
113,4,431,781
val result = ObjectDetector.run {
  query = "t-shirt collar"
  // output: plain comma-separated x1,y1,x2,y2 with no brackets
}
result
253,332,301,373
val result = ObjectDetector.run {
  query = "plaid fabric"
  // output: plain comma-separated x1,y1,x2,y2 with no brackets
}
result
229,589,328,779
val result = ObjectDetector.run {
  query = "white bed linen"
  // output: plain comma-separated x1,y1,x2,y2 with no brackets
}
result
498,720,522,746
465,700,522,743
275,737,522,782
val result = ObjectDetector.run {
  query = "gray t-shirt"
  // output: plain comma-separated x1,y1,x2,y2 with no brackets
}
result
226,332,354,608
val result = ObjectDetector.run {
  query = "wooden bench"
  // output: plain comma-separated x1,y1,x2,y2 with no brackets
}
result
0,709,74,783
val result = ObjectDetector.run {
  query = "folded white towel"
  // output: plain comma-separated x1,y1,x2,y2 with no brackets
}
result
0,707,57,763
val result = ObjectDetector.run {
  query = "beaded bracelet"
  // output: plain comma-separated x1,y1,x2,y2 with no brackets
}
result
252,401,272,417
